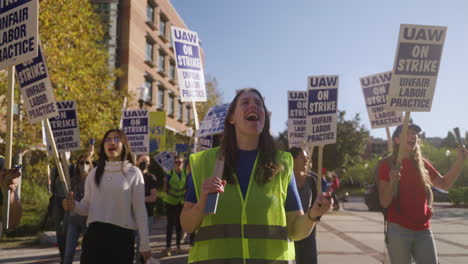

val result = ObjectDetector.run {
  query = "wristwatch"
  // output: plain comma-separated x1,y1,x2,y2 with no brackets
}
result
307,210,321,222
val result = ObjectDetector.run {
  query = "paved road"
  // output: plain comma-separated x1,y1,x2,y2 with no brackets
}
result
1,197,467,264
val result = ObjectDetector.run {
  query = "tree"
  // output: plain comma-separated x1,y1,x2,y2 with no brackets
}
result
441,131,458,148
195,75,224,124
0,0,125,155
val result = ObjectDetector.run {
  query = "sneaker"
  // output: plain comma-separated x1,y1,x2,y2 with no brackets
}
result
160,248,171,257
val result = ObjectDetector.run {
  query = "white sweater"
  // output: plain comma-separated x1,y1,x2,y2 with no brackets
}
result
74,160,150,252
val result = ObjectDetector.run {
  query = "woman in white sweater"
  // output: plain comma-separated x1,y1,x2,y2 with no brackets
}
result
63,129,151,263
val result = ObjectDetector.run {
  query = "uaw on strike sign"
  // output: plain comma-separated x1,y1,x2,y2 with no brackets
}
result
287,91,307,148
360,71,403,129
48,101,80,152
306,75,338,146
122,110,149,154
387,24,447,112
171,26,206,102
0,0,38,69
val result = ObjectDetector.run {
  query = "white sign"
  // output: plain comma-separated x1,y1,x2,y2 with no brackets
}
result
360,71,403,129
0,0,38,69
387,24,447,112
153,151,174,173
15,45,59,123
306,75,339,146
121,110,149,154
171,26,206,102
195,103,229,137
287,91,307,148
48,101,80,152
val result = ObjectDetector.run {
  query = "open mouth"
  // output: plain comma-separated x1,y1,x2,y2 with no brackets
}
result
246,113,259,121
108,147,116,152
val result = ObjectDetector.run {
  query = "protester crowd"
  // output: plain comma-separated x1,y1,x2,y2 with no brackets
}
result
1,89,467,264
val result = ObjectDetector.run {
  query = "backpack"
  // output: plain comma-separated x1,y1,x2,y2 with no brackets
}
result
364,156,391,218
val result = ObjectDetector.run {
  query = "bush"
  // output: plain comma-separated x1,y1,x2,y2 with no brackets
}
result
448,187,468,205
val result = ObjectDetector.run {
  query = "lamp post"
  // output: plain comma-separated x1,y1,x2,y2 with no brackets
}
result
138,85,150,109
445,149,451,173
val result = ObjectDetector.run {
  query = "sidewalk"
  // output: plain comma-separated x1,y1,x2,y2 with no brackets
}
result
1,197,467,263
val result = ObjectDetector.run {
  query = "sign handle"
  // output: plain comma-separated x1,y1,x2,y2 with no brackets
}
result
385,127,393,153
393,112,411,196
45,119,70,196
316,145,324,195
2,66,15,231
191,101,200,152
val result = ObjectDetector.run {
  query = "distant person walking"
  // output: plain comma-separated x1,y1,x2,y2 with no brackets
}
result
378,124,468,264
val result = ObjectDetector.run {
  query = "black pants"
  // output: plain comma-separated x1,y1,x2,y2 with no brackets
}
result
331,192,340,210
81,222,135,264
166,203,183,248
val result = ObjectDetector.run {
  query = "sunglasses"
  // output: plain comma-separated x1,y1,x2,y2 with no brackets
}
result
79,161,91,165
105,137,121,144
175,161,182,164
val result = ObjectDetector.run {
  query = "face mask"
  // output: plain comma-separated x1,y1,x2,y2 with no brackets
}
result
139,161,149,171
79,163,90,175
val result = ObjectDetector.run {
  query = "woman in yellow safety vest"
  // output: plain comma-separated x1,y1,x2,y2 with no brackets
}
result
181,88,332,264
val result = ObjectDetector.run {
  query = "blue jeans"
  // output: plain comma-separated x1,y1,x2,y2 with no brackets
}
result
386,222,438,264
294,228,317,264
63,221,86,264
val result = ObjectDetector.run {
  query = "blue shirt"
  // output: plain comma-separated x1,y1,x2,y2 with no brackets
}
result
185,150,302,212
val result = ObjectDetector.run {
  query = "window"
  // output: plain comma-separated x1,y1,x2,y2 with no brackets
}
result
177,99,183,121
145,40,153,62
159,14,166,37
157,85,165,110
146,1,154,22
185,104,191,124
169,60,175,82
168,93,174,116
158,49,166,73
143,78,153,103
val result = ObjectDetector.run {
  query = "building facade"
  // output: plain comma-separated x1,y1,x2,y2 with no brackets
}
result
92,0,194,134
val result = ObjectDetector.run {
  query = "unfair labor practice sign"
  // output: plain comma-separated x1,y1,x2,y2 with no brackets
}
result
0,0,38,69
287,91,307,148
195,103,229,138
122,110,149,154
306,75,339,146
387,24,447,112
360,71,403,129
171,26,206,102
48,101,81,152
15,45,59,123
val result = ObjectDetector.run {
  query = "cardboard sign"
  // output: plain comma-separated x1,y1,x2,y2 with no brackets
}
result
15,45,58,123
122,110,149,154
153,151,174,173
149,111,166,152
0,0,38,69
387,24,447,112
195,103,229,137
287,91,307,148
199,135,213,151
306,75,339,146
360,71,403,128
48,101,80,152
171,26,206,102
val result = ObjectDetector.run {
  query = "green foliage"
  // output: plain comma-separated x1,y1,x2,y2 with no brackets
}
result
440,131,458,148
195,75,224,121
448,187,468,205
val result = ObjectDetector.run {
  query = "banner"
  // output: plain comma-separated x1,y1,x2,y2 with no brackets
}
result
48,100,80,152
122,110,149,154
149,111,166,152
195,103,229,138
15,44,58,123
306,75,339,146
0,0,38,69
360,71,403,128
153,151,174,173
387,24,447,112
171,26,206,102
287,91,307,148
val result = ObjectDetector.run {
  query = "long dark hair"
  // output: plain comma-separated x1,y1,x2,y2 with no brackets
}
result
95,129,134,186
220,88,280,184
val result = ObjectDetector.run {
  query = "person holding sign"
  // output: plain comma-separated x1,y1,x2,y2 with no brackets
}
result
289,147,319,264
181,88,331,263
378,124,468,264
62,129,151,263
0,156,22,230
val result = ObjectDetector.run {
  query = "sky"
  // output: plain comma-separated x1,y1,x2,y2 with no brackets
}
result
171,0,468,140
